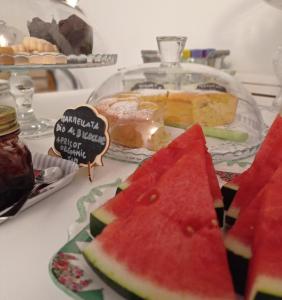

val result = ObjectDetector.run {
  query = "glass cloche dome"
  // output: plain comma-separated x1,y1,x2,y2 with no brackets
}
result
1,0,92,55
88,36,264,163
0,0,95,138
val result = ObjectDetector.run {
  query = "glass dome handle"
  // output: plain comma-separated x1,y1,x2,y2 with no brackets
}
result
157,36,187,66
272,46,282,111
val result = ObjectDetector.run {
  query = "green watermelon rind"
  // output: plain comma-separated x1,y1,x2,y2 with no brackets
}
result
83,249,143,300
224,234,252,295
249,275,282,300
90,208,115,237
221,183,239,211
83,241,210,300
254,292,282,299
90,212,107,237
225,206,240,228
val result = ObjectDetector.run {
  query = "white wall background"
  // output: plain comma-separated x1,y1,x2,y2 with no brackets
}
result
73,0,282,89
1,0,282,89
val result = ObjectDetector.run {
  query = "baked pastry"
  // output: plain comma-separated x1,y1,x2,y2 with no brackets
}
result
165,91,238,127
11,44,26,53
190,91,238,127
28,15,93,55
22,37,58,53
95,97,170,151
94,88,238,150
0,47,14,55
14,53,29,65
29,52,67,64
0,55,14,65
12,37,58,54
136,89,238,127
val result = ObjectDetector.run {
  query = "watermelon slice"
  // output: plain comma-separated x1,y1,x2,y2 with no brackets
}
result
127,124,205,182
225,191,262,295
129,124,223,213
91,173,158,235
84,149,235,300
246,178,282,299
225,164,282,295
226,114,282,226
91,125,223,236
221,169,249,212
84,209,235,300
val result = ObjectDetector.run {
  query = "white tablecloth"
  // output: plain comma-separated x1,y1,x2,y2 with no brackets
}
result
0,89,276,300
0,89,137,300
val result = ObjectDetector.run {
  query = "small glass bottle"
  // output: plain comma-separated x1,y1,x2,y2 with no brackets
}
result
0,105,34,211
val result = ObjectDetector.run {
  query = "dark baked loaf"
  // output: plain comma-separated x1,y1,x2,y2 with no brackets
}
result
59,14,93,55
27,15,93,55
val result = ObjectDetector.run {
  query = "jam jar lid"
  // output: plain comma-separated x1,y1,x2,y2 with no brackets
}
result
0,105,20,136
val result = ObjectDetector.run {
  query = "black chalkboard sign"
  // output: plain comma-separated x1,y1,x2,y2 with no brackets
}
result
53,105,110,167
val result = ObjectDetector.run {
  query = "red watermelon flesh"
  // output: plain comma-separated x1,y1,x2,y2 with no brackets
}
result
94,138,219,229
225,164,282,295
84,207,236,300
225,195,261,259
205,152,223,208
94,172,158,224
85,137,235,299
128,124,223,208
128,124,205,182
224,164,276,258
94,125,223,227
136,143,217,227
246,190,282,299
221,169,250,214
226,114,282,221
224,162,282,252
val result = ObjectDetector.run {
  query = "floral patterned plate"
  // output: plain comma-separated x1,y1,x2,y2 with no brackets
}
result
49,166,245,300
49,179,125,300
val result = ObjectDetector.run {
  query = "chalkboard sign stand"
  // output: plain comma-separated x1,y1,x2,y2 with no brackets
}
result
51,105,110,182
88,162,93,182
48,147,99,182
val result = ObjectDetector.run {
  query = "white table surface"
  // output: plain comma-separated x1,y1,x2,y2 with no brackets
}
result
0,88,277,300
0,89,138,300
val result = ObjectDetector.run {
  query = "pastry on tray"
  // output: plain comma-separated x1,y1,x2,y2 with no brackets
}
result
165,90,238,127
27,15,93,55
0,47,15,65
29,52,67,65
12,36,58,53
0,47,14,55
95,96,171,151
9,37,68,65
94,89,238,151
14,52,30,65
116,89,238,128
0,54,14,65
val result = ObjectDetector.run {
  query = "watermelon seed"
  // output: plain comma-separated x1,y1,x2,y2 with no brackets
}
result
186,226,194,235
149,194,158,202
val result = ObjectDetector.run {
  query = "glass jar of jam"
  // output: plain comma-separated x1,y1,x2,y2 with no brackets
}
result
0,105,34,211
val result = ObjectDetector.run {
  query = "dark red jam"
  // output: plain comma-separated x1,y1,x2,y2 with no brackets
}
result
0,130,34,211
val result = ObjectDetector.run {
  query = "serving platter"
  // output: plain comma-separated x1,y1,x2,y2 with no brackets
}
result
0,54,118,72
49,167,246,300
